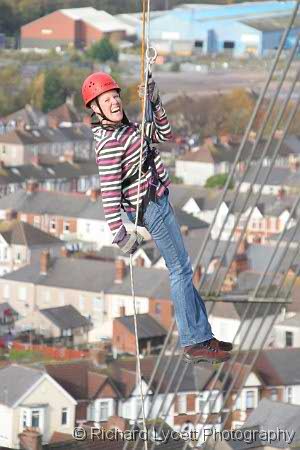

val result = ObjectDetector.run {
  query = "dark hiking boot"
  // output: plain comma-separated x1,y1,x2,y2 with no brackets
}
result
183,338,231,364
211,338,233,352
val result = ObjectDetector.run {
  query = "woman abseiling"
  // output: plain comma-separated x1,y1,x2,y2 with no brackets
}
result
81,72,233,364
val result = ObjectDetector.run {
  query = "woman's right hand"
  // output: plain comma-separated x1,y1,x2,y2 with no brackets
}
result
138,79,160,105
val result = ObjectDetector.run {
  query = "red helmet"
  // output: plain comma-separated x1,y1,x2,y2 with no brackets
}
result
81,72,120,107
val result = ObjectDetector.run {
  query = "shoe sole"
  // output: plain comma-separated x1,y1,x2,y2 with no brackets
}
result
183,354,231,365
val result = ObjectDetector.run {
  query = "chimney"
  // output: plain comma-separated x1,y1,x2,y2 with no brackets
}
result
115,258,126,284
5,208,17,220
107,416,130,432
193,265,202,287
60,246,70,257
26,179,38,194
90,189,98,202
40,250,50,275
19,427,42,450
119,306,126,317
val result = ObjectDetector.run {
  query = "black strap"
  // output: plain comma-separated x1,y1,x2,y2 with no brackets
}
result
121,140,161,226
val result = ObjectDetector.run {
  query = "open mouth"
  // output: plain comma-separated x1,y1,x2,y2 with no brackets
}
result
111,107,121,113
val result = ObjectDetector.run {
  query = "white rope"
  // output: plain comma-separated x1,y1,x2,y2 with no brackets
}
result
129,0,152,448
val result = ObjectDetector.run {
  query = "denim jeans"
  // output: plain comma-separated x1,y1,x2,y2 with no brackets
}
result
126,189,213,347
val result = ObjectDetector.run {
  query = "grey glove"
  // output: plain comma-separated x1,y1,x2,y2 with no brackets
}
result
118,231,144,255
138,78,160,106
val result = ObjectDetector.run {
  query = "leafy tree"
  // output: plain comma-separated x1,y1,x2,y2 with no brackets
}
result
205,173,234,189
87,37,119,63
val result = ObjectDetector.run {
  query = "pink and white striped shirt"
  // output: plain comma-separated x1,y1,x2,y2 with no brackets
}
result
93,103,173,242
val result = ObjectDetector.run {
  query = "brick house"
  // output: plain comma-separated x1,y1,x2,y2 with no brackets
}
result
0,158,99,198
21,7,127,50
112,312,167,356
0,124,93,166
0,181,114,249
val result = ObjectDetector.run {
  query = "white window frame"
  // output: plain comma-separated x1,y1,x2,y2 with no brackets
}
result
63,221,70,233
61,407,69,426
286,386,293,404
33,216,41,228
50,219,56,231
20,214,27,222
245,390,255,409
3,283,10,299
18,286,27,302
20,407,44,432
177,394,187,414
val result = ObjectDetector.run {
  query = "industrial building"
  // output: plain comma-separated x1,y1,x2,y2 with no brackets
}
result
144,1,300,57
21,7,128,51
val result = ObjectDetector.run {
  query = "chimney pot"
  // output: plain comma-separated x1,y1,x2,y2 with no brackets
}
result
119,306,126,317
40,250,50,275
26,179,38,194
115,258,126,284
90,189,98,202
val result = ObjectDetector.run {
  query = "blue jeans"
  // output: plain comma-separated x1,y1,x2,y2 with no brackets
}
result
126,189,213,347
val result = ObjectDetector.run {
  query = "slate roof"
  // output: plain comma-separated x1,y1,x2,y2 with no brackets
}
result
240,166,291,186
244,399,300,448
111,354,218,397
242,348,300,386
41,305,90,330
0,219,63,247
178,139,292,164
0,190,107,221
0,364,44,407
3,104,46,127
115,313,167,339
0,124,92,146
173,207,209,230
0,160,98,186
47,102,81,125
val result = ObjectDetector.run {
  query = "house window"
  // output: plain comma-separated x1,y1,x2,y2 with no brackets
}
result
22,410,28,428
199,393,206,412
99,401,109,421
16,252,21,261
270,389,277,401
50,219,56,231
86,223,90,233
31,409,40,428
245,390,255,409
208,392,218,413
33,216,41,228
177,394,187,414
195,40,203,48
3,284,10,299
61,407,68,425
20,214,27,222
286,387,293,403
93,297,104,313
285,331,293,347
223,41,235,49
64,221,70,233
3,247,8,260
18,286,27,301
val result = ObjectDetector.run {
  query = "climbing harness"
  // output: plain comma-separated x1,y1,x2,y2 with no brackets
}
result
129,1,157,449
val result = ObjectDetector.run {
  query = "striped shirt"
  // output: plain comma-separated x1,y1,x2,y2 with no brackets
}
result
93,103,172,242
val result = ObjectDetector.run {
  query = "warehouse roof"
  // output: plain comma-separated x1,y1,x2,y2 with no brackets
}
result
61,8,127,33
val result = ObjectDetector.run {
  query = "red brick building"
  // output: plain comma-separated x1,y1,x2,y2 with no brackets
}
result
21,7,127,50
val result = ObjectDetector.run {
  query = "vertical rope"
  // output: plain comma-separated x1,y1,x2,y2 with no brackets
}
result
128,1,152,449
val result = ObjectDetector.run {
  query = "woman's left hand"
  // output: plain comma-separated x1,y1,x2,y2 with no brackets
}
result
138,79,160,105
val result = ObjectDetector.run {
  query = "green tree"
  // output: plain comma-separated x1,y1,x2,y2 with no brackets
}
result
87,37,119,63
205,173,234,189
41,69,65,112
